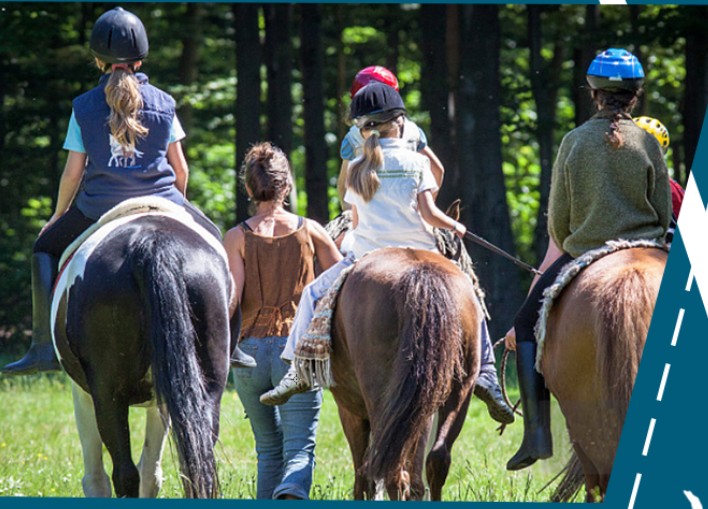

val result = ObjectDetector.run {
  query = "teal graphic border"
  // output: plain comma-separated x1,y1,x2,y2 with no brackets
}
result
2,2,706,508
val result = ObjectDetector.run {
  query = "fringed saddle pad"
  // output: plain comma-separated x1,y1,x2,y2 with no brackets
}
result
534,239,668,373
293,260,358,389
325,211,489,318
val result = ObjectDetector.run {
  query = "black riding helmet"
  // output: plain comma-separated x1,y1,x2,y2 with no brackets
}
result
350,82,407,128
90,7,149,64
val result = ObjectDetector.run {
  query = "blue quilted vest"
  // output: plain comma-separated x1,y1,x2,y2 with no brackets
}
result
73,72,184,219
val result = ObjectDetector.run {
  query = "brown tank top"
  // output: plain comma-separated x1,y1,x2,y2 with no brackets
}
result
240,217,316,339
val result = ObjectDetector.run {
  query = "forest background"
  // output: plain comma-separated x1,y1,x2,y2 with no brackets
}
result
1,3,706,352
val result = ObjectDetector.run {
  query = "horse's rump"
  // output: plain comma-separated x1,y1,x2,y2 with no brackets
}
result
331,248,481,497
542,246,667,499
53,210,231,498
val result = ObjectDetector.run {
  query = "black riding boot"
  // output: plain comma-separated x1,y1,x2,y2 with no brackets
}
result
506,341,552,470
229,306,256,368
2,253,61,375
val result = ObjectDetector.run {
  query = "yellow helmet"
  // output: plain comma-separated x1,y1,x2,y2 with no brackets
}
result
633,116,670,151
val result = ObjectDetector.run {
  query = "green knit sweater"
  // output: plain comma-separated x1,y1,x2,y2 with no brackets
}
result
548,111,671,258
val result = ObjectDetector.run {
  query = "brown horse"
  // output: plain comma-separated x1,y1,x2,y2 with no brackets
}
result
541,247,667,502
329,247,482,500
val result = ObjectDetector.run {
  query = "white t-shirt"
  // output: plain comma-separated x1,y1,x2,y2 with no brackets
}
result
343,137,439,259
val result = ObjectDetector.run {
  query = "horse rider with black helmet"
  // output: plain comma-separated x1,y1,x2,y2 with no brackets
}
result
2,6,255,375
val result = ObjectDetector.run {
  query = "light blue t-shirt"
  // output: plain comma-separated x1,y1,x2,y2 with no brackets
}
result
340,119,428,161
63,110,186,152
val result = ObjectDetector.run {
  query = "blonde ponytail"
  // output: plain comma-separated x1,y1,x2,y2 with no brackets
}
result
347,131,383,202
347,117,403,202
101,63,149,151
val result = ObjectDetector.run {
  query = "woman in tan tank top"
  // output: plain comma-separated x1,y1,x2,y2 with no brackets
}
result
223,142,341,500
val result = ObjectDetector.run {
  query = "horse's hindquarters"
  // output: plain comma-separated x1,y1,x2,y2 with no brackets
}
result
57,213,231,498
542,247,667,495
330,248,481,500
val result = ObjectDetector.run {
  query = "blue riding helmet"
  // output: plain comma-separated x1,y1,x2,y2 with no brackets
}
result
586,48,645,92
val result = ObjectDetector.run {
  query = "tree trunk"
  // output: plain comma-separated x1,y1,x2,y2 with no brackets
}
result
177,3,203,134
299,5,329,223
572,5,599,127
420,4,455,209
384,5,400,75
264,5,296,211
446,5,461,201
178,3,204,133
264,4,293,155
457,5,523,338
335,5,347,143
234,4,262,223
527,6,564,265
682,6,708,176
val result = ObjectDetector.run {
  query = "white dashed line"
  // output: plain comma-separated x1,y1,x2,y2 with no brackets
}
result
628,473,642,509
686,268,694,292
629,257,690,507
642,418,656,457
671,309,685,347
656,364,671,402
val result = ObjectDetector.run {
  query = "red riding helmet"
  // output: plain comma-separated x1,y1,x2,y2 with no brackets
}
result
350,66,399,98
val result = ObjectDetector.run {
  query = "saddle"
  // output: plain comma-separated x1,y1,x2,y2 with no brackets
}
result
534,238,668,373
59,197,196,268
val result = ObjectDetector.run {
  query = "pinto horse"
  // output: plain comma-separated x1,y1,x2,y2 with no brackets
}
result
329,247,481,500
51,201,231,498
541,246,667,502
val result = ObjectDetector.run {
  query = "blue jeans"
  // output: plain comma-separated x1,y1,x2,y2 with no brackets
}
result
233,336,323,499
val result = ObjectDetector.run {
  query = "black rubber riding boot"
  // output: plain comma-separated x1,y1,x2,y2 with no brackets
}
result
506,342,552,471
2,253,61,375
229,306,256,368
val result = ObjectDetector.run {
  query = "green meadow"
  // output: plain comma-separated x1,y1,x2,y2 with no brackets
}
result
0,371,576,502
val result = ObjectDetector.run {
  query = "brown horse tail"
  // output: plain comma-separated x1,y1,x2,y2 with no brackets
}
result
596,265,653,423
366,261,466,491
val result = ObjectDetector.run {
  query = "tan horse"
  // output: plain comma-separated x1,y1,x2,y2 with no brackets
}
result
329,247,482,500
542,247,667,502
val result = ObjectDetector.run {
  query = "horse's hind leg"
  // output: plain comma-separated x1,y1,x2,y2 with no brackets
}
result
406,417,435,500
92,392,140,497
336,405,374,500
426,378,475,501
571,443,603,502
71,382,111,497
138,405,169,498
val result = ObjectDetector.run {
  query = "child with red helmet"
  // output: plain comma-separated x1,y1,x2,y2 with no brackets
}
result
262,83,514,427
336,66,445,207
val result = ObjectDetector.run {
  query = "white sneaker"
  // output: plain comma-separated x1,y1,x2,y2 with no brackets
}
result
260,368,310,406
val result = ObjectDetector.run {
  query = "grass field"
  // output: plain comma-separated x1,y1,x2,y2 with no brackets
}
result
0,369,577,502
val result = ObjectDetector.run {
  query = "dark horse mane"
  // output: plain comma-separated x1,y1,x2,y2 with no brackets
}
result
365,259,466,485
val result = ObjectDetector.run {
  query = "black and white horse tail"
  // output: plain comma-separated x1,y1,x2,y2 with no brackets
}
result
130,230,218,498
